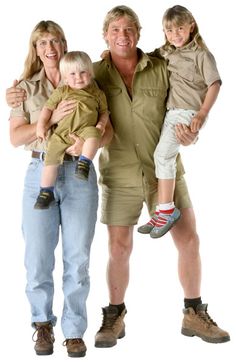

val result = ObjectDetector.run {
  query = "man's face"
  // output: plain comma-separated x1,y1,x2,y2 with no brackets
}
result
104,15,139,58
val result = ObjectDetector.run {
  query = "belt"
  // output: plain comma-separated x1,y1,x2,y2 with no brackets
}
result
31,151,79,161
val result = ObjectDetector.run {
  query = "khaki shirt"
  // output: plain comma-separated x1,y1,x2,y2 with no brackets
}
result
94,49,185,188
10,68,59,152
150,38,221,110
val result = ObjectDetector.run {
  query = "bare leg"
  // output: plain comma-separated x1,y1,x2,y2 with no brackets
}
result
41,165,59,188
170,207,201,298
82,138,100,160
107,225,133,304
158,178,175,204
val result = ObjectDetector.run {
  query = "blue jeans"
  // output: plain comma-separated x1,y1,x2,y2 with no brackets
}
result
22,157,98,338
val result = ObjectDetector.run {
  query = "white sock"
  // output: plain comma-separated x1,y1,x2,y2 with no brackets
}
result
159,202,175,211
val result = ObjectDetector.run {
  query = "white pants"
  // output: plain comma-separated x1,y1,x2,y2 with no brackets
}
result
154,109,197,179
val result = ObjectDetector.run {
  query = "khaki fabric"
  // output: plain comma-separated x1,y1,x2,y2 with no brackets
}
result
93,49,191,225
44,81,107,165
10,68,57,152
94,49,185,189
150,37,221,111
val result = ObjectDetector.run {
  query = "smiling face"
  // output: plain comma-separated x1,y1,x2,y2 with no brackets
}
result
104,15,139,59
35,32,66,69
64,69,92,90
163,21,195,48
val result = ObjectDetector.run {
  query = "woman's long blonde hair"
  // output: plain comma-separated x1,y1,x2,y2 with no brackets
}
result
21,20,67,80
162,5,207,52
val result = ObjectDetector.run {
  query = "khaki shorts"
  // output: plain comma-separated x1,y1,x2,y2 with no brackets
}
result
100,175,192,226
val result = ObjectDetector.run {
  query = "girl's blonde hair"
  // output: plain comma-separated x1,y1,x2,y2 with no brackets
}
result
59,51,94,79
103,5,142,41
21,20,67,80
162,5,207,52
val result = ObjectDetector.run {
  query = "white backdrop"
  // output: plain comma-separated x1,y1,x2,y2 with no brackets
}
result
0,0,235,363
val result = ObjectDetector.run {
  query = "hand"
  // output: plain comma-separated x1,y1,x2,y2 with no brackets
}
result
6,80,26,107
36,125,47,142
66,134,84,156
96,123,105,136
50,100,77,126
175,123,199,146
190,112,206,133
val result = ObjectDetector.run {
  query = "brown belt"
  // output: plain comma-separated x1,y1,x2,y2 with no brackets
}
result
31,151,79,161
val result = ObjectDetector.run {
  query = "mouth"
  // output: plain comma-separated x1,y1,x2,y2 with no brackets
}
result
46,52,57,59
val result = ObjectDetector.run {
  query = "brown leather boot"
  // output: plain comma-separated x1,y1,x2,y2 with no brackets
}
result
63,338,87,357
95,306,127,348
33,322,55,355
181,304,230,343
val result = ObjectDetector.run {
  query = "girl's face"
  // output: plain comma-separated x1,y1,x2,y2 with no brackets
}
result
163,22,195,48
64,69,92,89
36,33,66,68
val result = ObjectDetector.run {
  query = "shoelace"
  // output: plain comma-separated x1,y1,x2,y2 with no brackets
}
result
197,310,217,327
100,311,119,330
63,338,83,346
32,325,54,343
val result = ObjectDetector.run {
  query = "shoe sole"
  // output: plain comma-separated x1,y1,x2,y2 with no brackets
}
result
137,225,154,234
150,213,181,239
35,350,53,355
95,330,125,348
181,328,230,343
68,351,86,357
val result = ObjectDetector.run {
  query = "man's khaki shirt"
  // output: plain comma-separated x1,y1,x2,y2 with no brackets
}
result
93,49,185,188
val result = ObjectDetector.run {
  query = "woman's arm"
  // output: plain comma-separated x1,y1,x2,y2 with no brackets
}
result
10,116,37,147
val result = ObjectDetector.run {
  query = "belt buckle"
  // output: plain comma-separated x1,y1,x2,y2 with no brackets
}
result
39,152,45,161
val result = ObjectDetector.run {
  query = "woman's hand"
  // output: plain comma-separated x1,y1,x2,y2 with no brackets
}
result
6,80,26,107
66,134,84,156
50,100,77,126
175,123,199,146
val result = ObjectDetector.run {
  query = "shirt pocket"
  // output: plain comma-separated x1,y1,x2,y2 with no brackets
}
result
139,88,167,123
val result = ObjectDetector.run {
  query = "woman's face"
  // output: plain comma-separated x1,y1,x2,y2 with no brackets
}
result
35,32,66,69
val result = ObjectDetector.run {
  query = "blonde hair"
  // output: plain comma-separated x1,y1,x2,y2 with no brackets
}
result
21,20,67,80
59,51,94,79
162,5,207,51
103,5,142,40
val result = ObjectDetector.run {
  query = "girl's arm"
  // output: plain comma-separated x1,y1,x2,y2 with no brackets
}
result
191,81,221,133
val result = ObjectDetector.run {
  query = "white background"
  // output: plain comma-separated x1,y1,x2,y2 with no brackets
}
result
0,0,235,362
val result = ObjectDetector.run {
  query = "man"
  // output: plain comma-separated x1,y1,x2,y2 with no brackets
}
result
93,5,230,347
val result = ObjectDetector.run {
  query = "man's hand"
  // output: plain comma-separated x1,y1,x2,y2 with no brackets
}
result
6,80,26,107
175,123,199,146
66,134,84,156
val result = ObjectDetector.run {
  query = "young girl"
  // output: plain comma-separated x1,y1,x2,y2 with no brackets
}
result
35,51,109,209
138,5,221,238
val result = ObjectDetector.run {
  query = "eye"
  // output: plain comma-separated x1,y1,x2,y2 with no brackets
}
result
52,39,60,45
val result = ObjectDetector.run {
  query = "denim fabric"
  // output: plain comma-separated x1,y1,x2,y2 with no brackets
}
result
22,158,98,338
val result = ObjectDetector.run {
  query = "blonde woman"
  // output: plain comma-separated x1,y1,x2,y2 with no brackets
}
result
6,20,112,357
